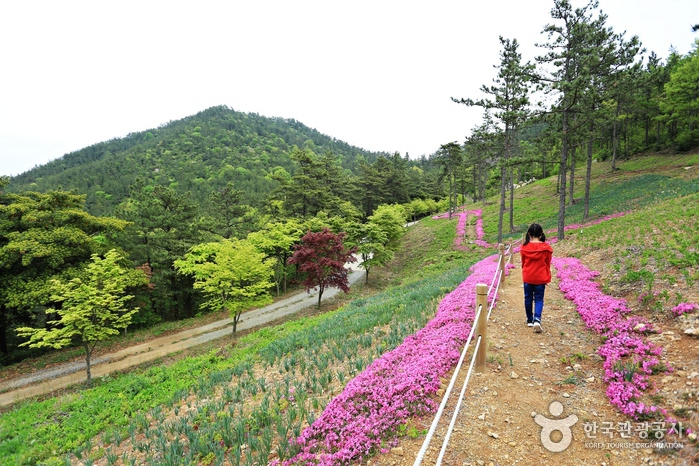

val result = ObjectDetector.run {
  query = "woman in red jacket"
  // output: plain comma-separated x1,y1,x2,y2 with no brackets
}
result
520,223,553,333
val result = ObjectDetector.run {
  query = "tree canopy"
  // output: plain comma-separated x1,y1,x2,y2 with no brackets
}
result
0,188,128,360
16,249,147,383
174,239,274,335
289,229,357,308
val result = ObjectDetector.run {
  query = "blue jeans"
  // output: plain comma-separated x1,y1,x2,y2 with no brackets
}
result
523,283,546,323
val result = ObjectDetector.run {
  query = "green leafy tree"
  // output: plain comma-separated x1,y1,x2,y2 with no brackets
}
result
16,249,146,384
536,0,623,240
368,204,407,252
208,182,250,239
277,147,351,218
357,159,390,217
346,222,392,284
247,220,303,294
174,239,274,335
435,143,464,219
116,180,204,320
454,36,533,239
464,114,500,204
660,40,699,150
0,186,128,360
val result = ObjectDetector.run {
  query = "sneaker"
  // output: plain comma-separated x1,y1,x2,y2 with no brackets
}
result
527,321,534,327
533,321,543,333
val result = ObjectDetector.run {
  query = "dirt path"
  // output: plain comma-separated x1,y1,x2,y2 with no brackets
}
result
0,262,365,408
368,256,675,466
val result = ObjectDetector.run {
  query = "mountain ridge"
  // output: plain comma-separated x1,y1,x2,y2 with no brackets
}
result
7,105,392,215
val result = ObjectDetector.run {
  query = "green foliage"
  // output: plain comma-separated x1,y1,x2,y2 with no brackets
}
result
15,250,147,383
116,181,205,321
0,188,129,361
174,239,274,334
0,247,474,465
660,41,699,150
8,107,387,217
367,204,407,251
345,222,392,285
247,221,303,295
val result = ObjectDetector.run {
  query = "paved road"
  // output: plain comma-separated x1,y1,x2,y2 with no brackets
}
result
0,261,365,407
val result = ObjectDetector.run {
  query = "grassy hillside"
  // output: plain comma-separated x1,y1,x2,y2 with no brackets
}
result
1,152,698,465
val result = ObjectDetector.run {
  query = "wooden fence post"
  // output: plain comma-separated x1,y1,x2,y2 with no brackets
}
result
498,243,505,284
475,283,488,373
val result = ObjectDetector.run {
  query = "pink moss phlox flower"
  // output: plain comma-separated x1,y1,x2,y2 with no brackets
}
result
284,255,504,465
553,257,671,421
453,212,469,249
672,302,699,317
431,205,470,220
470,209,493,248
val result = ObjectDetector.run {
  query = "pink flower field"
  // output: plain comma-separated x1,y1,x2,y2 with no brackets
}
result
281,255,503,465
553,257,685,431
281,210,688,465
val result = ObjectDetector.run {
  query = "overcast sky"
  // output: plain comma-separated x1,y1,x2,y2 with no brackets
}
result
0,0,696,177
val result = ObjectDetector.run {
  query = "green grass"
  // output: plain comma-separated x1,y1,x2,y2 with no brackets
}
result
613,153,699,172
474,157,699,243
0,313,335,464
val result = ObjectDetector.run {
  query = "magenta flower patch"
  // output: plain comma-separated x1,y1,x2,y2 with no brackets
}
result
282,255,503,465
672,302,699,316
433,207,492,249
553,258,671,420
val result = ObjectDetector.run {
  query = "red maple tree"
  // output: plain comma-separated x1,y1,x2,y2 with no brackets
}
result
289,228,358,308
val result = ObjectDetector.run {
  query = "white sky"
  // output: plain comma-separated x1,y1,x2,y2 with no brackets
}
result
0,0,697,177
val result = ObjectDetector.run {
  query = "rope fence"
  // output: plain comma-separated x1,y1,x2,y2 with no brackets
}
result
413,242,517,466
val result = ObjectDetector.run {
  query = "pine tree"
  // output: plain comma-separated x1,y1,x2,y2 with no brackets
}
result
454,36,533,241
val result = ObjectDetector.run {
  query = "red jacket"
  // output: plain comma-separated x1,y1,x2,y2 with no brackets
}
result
520,241,553,285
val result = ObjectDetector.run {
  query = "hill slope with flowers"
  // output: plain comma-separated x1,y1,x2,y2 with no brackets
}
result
371,153,699,466
1,153,698,466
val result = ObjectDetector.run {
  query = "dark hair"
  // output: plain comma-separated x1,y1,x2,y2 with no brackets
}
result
524,223,545,246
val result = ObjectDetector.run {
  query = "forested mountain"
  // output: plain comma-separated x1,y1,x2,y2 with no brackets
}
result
8,106,390,216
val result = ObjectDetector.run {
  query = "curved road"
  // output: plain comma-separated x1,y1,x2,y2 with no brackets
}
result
0,261,365,407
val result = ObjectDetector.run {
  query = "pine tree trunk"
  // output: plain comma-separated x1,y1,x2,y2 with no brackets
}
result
612,121,618,170
584,121,594,221
498,165,506,243
558,109,569,241
508,166,515,233
569,145,576,206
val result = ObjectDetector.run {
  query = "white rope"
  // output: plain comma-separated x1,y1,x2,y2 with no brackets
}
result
412,304,483,466
435,335,482,466
487,273,502,320
487,264,500,298
416,245,511,464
